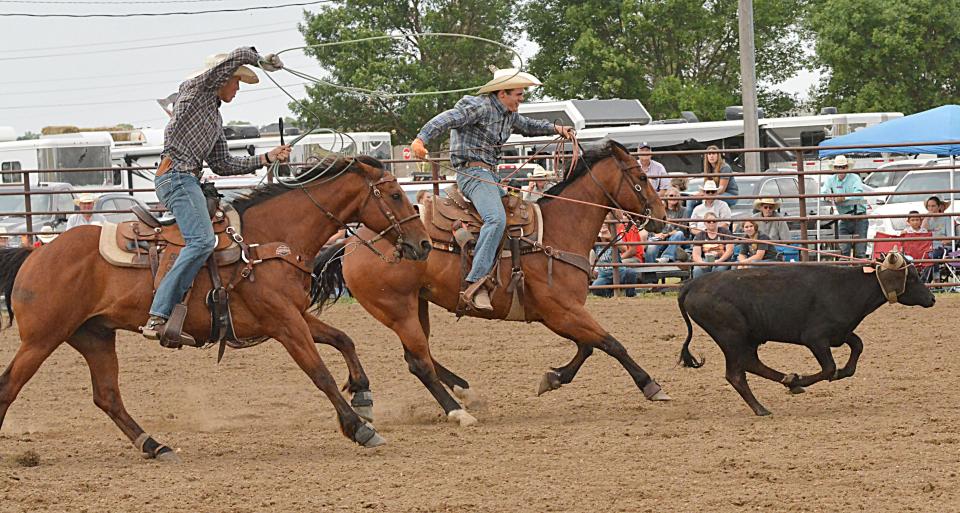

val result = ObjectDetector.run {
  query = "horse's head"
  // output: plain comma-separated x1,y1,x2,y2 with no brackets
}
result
348,157,432,261
596,141,667,233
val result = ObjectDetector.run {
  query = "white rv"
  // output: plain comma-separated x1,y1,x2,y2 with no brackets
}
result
0,131,116,187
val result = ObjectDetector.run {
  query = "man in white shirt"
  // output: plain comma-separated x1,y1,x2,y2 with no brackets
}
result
66,193,107,230
690,180,732,233
637,142,669,194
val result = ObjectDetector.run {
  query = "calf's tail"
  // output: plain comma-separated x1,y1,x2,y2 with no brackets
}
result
0,247,32,326
677,287,704,368
311,242,347,311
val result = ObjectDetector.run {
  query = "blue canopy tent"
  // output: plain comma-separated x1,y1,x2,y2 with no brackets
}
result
819,104,960,157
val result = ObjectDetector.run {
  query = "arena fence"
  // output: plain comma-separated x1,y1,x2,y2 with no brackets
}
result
3,141,959,294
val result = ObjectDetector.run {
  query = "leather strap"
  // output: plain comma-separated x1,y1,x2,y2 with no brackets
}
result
156,157,173,177
460,161,494,172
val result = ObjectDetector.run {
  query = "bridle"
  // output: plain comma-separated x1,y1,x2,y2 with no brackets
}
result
587,154,654,232
299,163,422,262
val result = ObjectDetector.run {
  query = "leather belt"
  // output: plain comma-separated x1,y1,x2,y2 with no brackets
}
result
460,161,495,172
156,157,173,177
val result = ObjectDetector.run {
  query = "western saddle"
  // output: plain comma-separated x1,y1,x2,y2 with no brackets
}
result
100,193,311,356
421,186,587,320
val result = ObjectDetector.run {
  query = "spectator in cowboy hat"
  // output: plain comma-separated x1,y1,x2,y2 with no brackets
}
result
636,142,669,194
690,180,732,234
410,67,575,311
35,225,57,246
821,154,868,258
66,193,107,230
751,197,790,255
522,166,556,201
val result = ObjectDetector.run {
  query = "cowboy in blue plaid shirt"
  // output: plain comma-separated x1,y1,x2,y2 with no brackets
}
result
411,68,574,311
141,47,290,347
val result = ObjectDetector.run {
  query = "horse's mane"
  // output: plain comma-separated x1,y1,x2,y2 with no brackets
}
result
230,155,384,217
538,139,629,205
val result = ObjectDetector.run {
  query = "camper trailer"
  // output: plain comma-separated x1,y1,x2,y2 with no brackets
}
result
0,131,116,187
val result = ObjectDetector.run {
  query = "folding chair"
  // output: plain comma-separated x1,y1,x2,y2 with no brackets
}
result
871,232,903,260
900,231,933,273
941,249,960,285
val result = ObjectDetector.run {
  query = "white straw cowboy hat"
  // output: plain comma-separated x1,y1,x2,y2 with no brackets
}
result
37,226,57,244
701,180,719,192
530,167,555,179
477,67,542,94
73,193,97,206
753,197,782,210
832,155,850,169
187,53,259,84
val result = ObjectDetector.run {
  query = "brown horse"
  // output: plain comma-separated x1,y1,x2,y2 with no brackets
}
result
0,156,431,459
315,140,669,426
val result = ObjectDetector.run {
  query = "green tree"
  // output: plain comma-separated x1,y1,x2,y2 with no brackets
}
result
294,0,519,145
806,0,960,114
519,0,806,120
16,131,39,141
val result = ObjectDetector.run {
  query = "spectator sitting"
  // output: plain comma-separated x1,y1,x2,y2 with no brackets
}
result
415,189,430,205
684,145,739,218
66,193,106,230
901,211,926,234
636,142,669,195
691,213,734,279
591,220,639,297
34,225,57,247
921,196,950,282
690,180,732,234
522,167,556,201
644,187,688,264
736,219,777,269
752,197,790,255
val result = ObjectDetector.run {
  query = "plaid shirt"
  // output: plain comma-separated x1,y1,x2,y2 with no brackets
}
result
163,47,262,178
416,94,556,168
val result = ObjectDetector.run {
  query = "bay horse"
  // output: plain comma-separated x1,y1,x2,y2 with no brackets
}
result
0,156,431,460
315,140,669,426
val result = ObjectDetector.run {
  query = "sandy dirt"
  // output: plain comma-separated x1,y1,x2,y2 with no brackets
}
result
0,295,957,512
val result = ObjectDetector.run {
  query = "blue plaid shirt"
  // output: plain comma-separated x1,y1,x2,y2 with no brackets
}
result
416,94,557,168
163,47,262,178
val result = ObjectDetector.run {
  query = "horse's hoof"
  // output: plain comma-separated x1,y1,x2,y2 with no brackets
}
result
351,391,375,423
642,381,670,401
755,408,773,417
447,409,478,428
788,386,806,395
536,371,562,396
452,385,484,410
355,422,387,448
155,449,182,464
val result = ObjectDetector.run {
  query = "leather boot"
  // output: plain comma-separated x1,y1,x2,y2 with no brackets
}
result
462,280,494,311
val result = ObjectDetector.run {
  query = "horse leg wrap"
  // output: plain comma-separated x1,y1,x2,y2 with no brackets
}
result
134,433,175,460
351,390,375,423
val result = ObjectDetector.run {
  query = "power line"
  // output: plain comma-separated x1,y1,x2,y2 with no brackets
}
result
1,1,230,3
0,27,295,61
0,19,298,54
0,83,306,110
1,0,331,17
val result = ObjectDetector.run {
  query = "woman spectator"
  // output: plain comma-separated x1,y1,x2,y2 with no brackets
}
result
691,212,734,279
644,187,688,263
591,219,639,297
684,145,739,218
752,197,790,258
921,196,950,282
736,219,777,268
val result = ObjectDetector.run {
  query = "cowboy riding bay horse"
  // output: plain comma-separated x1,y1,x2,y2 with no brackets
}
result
315,140,669,426
0,156,431,459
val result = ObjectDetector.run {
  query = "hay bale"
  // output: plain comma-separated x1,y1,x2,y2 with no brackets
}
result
41,125,80,135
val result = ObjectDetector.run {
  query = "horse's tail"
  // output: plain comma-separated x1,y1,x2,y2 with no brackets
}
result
311,242,347,311
0,248,32,326
677,284,704,368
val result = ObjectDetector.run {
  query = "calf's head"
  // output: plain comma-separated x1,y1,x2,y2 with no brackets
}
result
877,252,936,307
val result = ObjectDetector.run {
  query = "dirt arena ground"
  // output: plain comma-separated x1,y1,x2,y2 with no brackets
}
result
0,294,957,512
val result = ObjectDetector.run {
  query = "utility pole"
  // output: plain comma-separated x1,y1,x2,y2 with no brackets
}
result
738,0,760,174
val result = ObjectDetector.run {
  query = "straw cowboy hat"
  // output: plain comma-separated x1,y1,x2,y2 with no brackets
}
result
73,193,97,206
187,53,259,84
701,180,719,192
753,197,782,210
832,155,850,169
477,67,542,94
37,226,57,244
530,166,556,179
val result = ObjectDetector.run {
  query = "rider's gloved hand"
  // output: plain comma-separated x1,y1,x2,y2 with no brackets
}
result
265,145,291,165
554,125,576,140
411,138,428,160
259,53,284,72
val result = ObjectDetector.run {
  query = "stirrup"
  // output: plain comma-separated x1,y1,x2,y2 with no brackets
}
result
461,279,493,311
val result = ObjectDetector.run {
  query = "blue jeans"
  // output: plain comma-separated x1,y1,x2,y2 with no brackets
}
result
838,217,869,258
644,232,686,262
149,172,217,319
591,268,639,297
457,166,506,283
692,262,730,279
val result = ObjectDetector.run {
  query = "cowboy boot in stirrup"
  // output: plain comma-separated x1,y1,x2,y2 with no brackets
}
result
461,279,494,312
